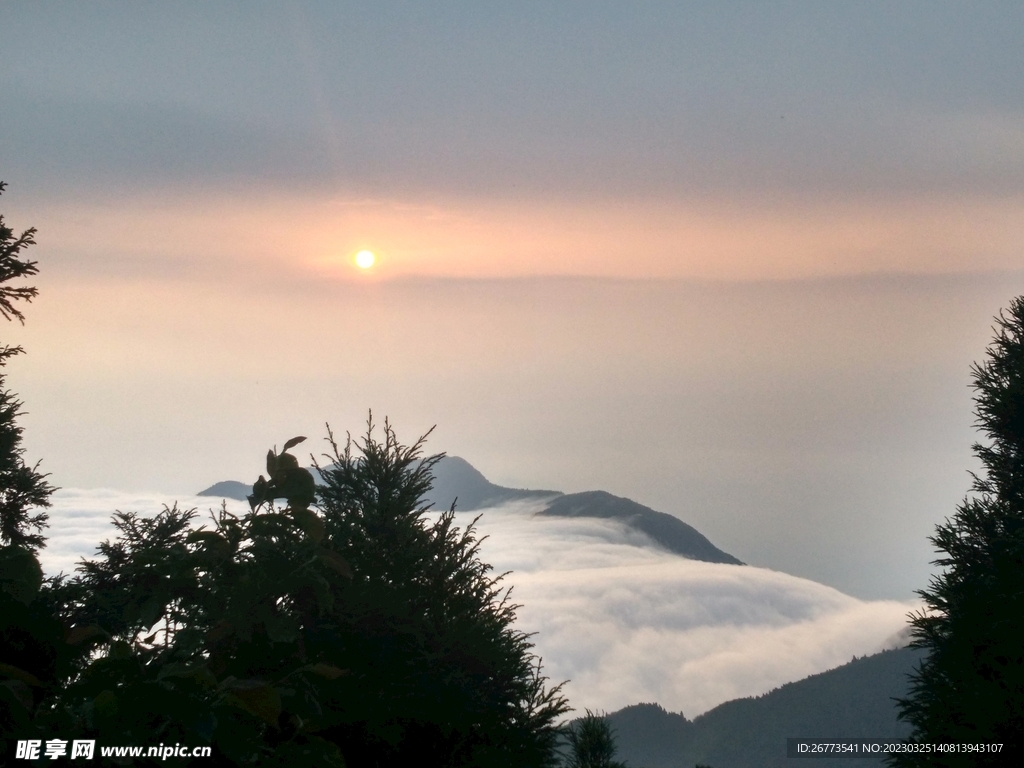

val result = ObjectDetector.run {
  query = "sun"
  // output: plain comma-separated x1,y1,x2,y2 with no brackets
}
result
354,250,376,269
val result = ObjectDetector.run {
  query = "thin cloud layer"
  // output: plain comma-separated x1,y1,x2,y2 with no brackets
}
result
40,491,916,717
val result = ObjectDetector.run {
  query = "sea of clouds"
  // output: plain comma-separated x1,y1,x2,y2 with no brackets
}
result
40,489,917,718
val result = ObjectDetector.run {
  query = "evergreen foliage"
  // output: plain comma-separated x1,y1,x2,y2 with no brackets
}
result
563,710,627,768
0,181,52,552
0,183,41,325
0,181,63,759
894,297,1024,766
313,418,569,765
5,426,565,765
46,464,356,766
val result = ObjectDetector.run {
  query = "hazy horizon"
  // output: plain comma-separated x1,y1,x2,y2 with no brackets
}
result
12,268,1024,600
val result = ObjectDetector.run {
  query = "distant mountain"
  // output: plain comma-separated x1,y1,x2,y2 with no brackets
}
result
539,491,743,565
604,646,924,768
422,455,561,510
196,454,540,505
199,455,741,565
196,480,251,501
426,458,741,565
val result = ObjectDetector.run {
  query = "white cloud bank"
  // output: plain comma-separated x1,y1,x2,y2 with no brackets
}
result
40,491,917,718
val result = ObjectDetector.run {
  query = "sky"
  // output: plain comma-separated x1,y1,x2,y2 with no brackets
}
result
2,2,1024,601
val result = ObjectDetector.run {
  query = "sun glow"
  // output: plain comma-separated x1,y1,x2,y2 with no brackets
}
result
355,250,376,269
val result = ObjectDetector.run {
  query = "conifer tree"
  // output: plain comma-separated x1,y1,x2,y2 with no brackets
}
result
0,182,61,758
314,417,569,766
563,710,627,768
895,297,1024,765
0,181,53,551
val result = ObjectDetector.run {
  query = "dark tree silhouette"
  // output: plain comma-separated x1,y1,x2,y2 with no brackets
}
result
563,710,627,768
894,297,1024,766
0,182,62,760
314,417,569,766
50,450,355,766
38,421,566,766
0,182,40,325
0,181,52,551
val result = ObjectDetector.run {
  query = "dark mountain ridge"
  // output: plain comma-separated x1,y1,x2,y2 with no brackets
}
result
199,456,741,565
196,480,251,501
604,645,923,768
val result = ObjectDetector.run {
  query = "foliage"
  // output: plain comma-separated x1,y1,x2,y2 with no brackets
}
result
31,442,354,766
7,424,565,766
0,182,41,325
0,180,61,760
0,181,52,552
563,710,627,768
894,297,1024,766
312,417,569,765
